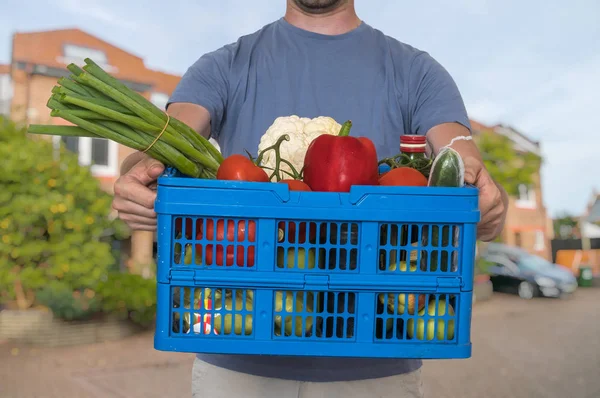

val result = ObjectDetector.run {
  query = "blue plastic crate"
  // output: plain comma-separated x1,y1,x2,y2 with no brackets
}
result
154,168,479,359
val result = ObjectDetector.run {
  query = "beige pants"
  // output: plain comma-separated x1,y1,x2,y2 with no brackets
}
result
192,357,425,398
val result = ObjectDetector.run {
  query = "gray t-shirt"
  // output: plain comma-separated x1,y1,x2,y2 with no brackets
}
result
168,17,470,383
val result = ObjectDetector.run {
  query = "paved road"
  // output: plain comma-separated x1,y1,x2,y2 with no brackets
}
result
422,289,600,398
1,289,599,398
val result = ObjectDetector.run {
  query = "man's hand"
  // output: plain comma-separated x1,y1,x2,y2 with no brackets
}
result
113,153,165,231
463,156,508,241
427,123,508,242
113,102,211,231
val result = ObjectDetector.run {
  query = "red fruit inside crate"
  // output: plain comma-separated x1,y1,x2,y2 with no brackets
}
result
174,218,194,239
192,298,217,335
277,221,317,244
195,219,256,267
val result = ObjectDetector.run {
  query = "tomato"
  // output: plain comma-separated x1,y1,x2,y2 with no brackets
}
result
279,179,312,191
378,167,428,187
277,220,317,244
217,154,269,182
195,219,256,267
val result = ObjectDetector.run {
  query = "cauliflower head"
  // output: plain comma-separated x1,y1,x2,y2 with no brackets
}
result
257,115,341,181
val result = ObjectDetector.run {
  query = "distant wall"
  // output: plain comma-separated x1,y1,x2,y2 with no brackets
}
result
551,238,600,276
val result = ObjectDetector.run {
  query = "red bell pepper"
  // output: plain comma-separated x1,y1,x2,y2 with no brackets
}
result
303,120,379,192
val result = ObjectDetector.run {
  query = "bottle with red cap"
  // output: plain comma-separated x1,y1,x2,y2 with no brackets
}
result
377,134,431,176
398,135,430,247
400,134,427,162
400,134,432,178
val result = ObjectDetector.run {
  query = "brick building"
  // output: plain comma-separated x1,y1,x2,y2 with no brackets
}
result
470,120,553,260
6,28,182,192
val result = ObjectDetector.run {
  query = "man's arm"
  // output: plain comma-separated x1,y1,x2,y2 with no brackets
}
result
405,50,508,241
167,103,212,139
113,44,231,231
427,122,509,241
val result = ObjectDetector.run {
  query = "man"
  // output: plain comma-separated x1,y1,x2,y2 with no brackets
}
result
113,0,508,396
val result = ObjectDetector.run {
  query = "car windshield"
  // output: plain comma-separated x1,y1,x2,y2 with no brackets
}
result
518,254,554,272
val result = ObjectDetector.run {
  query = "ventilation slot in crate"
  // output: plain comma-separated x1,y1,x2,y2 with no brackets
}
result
276,221,359,271
173,217,257,268
375,293,457,342
378,224,461,273
273,291,356,339
171,287,255,337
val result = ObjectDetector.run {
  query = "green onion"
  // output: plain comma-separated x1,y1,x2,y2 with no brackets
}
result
28,124,96,138
59,93,217,169
56,77,90,97
26,57,223,178
54,88,134,115
52,109,201,177
83,59,223,163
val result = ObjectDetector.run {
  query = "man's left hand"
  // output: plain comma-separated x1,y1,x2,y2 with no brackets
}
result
427,123,509,242
463,156,508,241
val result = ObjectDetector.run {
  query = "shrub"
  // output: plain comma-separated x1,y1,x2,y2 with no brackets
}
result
0,116,133,321
96,272,157,327
35,280,102,321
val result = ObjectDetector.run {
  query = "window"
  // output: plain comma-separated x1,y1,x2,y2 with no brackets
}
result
64,44,107,64
486,255,519,275
58,45,116,73
516,184,536,209
62,136,79,153
91,138,109,166
533,230,545,251
60,136,118,176
0,74,12,116
514,232,522,248
150,92,169,111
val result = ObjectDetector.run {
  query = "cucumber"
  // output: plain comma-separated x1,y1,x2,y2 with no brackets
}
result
427,146,465,187
422,146,465,272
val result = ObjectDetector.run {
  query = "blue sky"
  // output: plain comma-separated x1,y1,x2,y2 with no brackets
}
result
2,0,598,217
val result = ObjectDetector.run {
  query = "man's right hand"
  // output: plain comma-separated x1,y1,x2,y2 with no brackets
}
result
112,102,211,231
113,153,165,231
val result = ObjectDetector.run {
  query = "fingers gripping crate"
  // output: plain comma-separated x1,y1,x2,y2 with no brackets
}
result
154,169,479,359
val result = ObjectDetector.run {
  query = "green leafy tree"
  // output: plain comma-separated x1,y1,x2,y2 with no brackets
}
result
0,116,132,317
472,128,543,260
553,213,579,239
474,130,542,196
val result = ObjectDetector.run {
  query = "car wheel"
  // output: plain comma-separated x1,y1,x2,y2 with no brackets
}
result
518,281,535,300
559,292,573,300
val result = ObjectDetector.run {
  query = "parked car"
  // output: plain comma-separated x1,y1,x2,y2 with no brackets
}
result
481,243,578,299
